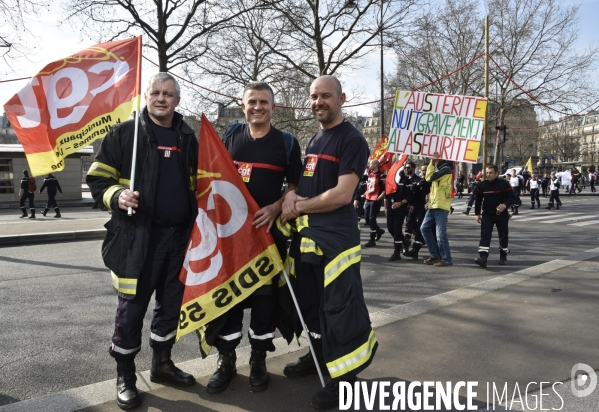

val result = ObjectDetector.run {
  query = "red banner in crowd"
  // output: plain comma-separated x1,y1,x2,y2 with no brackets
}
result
176,114,284,340
384,154,409,194
370,135,393,171
3,37,142,176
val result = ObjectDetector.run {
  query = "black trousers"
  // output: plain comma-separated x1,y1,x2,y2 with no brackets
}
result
19,192,34,209
541,186,548,197
45,194,58,209
549,190,561,207
364,200,382,239
295,261,324,350
530,188,540,205
478,213,509,258
386,202,409,251
110,225,188,361
355,197,365,217
466,193,476,208
406,206,426,249
512,187,522,209
213,293,277,352
591,181,596,192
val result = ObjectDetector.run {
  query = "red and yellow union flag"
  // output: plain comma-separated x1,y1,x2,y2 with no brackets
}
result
370,135,394,172
176,114,284,340
3,37,142,176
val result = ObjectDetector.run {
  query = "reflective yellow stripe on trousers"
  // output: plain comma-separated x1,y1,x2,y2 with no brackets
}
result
111,271,137,296
326,330,377,379
323,245,361,287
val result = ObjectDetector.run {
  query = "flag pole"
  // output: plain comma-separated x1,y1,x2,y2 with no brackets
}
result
281,266,326,388
127,111,140,216
128,37,143,217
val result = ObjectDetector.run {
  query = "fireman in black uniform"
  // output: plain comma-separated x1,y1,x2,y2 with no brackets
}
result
19,170,36,219
384,160,416,261
546,172,562,210
39,173,63,217
462,171,481,215
87,73,198,410
202,82,302,395
473,164,517,268
281,75,377,410
404,164,429,260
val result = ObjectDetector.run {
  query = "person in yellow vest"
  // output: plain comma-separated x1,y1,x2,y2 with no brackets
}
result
420,152,454,266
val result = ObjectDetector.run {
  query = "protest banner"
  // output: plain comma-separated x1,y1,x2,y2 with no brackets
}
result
176,114,284,340
387,90,487,163
3,37,142,176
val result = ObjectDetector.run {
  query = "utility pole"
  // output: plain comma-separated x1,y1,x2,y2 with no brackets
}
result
483,15,489,178
380,0,384,140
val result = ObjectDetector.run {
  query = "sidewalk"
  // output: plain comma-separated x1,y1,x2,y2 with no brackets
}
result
0,206,108,246
4,248,599,412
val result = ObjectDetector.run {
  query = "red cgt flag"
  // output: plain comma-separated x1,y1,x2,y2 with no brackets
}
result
370,135,393,172
3,37,142,176
176,114,284,340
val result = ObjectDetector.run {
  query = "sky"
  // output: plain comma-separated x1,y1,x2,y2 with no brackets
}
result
1,0,598,120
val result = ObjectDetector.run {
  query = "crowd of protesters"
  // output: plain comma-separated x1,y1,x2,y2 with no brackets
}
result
354,158,599,268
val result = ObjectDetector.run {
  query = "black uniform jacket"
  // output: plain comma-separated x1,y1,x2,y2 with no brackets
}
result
86,108,198,299
474,178,517,216
40,175,62,196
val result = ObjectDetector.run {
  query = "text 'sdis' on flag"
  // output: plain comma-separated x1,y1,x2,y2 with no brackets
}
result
3,37,142,176
176,114,284,341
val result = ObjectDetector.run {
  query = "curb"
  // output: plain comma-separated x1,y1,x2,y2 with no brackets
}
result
0,229,106,247
2,247,599,411
0,201,96,210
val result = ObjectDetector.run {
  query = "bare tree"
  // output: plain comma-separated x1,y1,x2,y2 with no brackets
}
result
0,0,47,59
386,0,485,171
250,0,417,79
487,0,599,164
388,0,485,96
63,0,263,72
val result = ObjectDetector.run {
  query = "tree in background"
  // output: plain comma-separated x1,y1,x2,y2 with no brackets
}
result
0,0,48,60
388,0,485,96
487,0,598,164
64,0,263,72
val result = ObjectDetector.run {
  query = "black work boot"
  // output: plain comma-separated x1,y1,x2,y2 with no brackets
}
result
530,204,535,209
512,207,519,215
206,350,237,394
28,210,36,219
376,229,385,241
312,376,357,410
116,361,141,410
249,349,269,392
499,253,508,266
389,250,402,261
19,207,28,218
283,349,326,378
474,255,487,269
150,348,196,387
462,208,470,215
403,248,419,260
54,208,61,218
363,239,376,247
402,234,411,252
42,208,49,216
545,204,553,210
